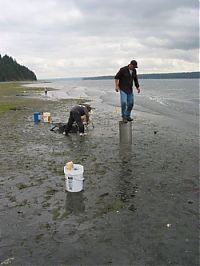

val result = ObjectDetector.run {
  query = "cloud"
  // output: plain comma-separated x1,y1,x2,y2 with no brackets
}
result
0,0,198,78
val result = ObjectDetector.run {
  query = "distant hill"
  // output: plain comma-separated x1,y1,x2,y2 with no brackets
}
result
0,54,37,81
83,72,200,80
138,72,200,79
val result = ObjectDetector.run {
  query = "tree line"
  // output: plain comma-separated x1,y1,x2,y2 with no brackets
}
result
0,54,37,81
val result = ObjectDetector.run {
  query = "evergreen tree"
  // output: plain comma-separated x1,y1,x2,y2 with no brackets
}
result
0,54,37,81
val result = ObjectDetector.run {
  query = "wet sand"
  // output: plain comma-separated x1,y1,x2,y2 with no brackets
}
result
0,84,199,265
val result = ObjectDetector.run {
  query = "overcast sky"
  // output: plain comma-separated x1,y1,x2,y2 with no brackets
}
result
0,0,199,79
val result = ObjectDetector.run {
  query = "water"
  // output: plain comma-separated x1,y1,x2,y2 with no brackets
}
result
26,78,199,132
138,79,199,116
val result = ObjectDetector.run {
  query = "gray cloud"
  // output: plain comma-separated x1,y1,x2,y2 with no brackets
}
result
0,0,198,78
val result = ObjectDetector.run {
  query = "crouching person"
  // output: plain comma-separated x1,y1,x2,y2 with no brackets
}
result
65,104,91,136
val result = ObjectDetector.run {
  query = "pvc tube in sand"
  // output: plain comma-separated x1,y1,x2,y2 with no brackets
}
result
119,121,132,144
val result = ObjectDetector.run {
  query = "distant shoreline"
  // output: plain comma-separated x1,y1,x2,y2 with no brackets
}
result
83,71,200,80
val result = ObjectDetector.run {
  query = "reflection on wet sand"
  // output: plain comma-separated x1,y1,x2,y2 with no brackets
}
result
118,143,137,212
119,143,132,162
65,191,85,215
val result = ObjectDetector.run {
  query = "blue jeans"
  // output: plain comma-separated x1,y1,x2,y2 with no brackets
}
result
120,90,134,118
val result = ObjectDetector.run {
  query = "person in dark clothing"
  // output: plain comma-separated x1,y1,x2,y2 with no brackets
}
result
114,60,141,123
65,104,91,136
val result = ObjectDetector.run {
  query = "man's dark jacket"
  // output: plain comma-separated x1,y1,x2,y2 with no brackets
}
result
71,105,88,116
114,65,139,94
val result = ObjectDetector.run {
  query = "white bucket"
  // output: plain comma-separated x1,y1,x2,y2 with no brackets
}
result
42,112,52,123
64,164,84,192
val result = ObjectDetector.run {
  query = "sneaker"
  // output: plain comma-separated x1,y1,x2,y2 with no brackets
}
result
122,118,128,123
127,117,133,122
80,132,87,136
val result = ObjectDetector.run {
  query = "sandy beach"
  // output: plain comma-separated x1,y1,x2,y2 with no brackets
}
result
0,82,199,265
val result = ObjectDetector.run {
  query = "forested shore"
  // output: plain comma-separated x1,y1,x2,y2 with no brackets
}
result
0,54,37,82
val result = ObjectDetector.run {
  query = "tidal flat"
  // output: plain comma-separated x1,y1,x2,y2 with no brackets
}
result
0,82,199,265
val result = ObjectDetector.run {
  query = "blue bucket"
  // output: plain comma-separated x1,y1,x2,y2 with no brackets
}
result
33,112,40,122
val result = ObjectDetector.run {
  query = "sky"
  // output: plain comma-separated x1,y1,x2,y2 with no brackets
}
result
0,0,199,79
